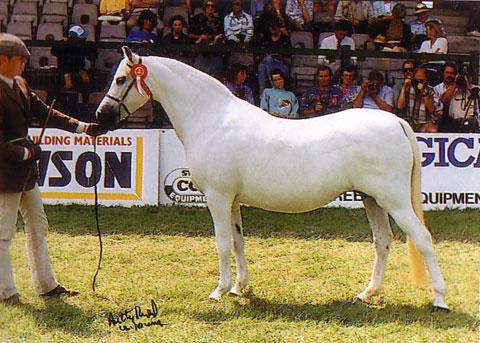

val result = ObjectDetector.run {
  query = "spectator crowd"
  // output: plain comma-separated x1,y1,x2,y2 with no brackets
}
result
7,0,480,132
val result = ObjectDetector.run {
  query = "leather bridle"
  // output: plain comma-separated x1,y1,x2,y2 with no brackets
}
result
104,58,152,125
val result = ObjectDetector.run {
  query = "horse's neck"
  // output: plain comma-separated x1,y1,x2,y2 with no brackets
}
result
146,58,232,146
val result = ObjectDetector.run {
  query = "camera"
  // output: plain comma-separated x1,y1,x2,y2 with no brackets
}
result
319,95,330,106
411,79,419,87
367,82,377,91
456,65,469,87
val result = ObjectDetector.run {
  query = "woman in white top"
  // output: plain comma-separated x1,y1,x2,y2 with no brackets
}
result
418,18,448,53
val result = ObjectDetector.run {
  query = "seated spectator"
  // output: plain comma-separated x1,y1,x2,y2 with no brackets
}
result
315,0,337,33
352,70,393,112
99,0,130,20
335,65,360,109
163,15,189,44
285,0,314,31
127,0,160,29
260,69,299,118
300,66,343,118
51,25,97,96
319,19,355,49
162,15,191,63
126,10,159,42
409,2,432,51
257,16,291,94
189,0,224,46
466,5,480,37
393,59,415,102
370,3,412,52
418,18,448,54
434,64,479,133
253,0,288,44
318,20,356,65
334,0,373,34
188,0,224,77
224,0,254,48
225,64,254,104
396,66,438,132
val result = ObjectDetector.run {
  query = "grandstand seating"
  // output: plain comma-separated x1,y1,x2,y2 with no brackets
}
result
71,3,98,27
0,1,8,31
7,20,32,40
99,21,126,41
36,22,64,40
40,2,68,27
30,47,58,68
0,0,476,128
11,1,38,28
163,5,189,26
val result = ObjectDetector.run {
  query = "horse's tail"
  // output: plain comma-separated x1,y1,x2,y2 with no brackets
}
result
400,120,428,284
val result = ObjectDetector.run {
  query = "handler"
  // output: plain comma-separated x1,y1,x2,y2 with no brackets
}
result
0,33,105,306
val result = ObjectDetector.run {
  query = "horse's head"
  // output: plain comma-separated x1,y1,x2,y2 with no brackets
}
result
96,46,152,130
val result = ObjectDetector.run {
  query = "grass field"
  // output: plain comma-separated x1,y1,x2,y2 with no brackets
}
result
0,205,478,342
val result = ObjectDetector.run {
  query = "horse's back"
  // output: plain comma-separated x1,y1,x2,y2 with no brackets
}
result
210,107,415,213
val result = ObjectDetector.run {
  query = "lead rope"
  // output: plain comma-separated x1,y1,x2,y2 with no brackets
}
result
91,138,103,292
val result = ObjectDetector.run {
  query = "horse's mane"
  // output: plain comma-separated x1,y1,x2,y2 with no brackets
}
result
144,56,237,105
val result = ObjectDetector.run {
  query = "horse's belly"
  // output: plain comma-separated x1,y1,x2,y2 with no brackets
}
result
237,183,348,213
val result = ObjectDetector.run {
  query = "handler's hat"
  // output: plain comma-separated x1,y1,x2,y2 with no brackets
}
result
415,3,430,14
0,33,30,58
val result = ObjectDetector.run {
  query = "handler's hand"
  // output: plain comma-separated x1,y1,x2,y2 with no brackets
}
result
27,144,42,161
86,123,108,137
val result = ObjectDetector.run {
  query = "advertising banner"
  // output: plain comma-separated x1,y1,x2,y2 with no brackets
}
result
32,128,160,206
159,130,480,210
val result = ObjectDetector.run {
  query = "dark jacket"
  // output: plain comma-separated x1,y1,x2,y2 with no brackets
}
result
0,77,81,192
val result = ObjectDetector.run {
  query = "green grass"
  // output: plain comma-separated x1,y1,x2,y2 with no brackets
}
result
0,205,478,342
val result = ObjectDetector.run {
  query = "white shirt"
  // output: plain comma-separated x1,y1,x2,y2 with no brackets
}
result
418,37,448,54
0,73,14,88
434,82,479,120
320,35,355,50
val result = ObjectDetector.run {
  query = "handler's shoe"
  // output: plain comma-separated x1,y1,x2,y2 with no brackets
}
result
41,285,79,298
1,293,22,306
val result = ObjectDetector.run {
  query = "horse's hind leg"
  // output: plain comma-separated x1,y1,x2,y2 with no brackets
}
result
389,207,448,310
229,199,248,296
357,197,393,302
207,191,234,301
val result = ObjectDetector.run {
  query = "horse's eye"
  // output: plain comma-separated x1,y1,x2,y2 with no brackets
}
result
116,76,127,85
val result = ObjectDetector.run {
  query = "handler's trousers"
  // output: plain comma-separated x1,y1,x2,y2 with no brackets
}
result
0,185,58,300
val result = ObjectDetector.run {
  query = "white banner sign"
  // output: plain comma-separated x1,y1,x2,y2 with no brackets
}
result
32,128,160,206
159,130,480,210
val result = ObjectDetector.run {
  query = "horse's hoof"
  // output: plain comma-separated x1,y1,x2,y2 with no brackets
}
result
209,286,229,301
356,291,371,303
229,286,244,297
432,305,450,313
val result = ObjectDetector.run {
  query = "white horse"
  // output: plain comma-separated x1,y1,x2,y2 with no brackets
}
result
96,46,448,311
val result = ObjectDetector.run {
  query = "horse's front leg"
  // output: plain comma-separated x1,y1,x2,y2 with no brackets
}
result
207,191,234,301
229,200,248,296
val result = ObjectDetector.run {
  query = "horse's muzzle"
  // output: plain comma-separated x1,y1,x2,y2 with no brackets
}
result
96,104,119,131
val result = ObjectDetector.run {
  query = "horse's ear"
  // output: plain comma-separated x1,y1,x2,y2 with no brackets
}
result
122,46,134,65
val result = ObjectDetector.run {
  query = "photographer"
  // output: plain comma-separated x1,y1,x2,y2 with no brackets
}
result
434,63,480,132
396,66,438,132
352,70,394,112
300,66,343,118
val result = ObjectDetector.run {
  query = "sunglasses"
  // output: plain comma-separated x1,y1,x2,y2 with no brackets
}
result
403,68,414,72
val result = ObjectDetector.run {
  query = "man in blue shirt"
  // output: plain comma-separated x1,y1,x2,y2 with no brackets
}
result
260,69,299,118
352,70,394,112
